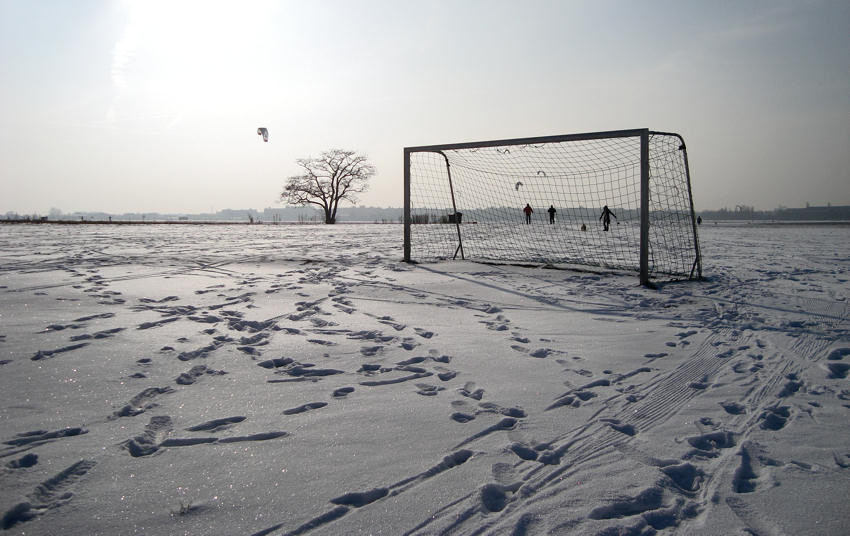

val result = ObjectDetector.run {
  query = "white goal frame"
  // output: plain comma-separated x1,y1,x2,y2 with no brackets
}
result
403,128,702,285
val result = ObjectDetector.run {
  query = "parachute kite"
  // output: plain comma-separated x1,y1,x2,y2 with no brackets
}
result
257,127,269,142
515,181,523,191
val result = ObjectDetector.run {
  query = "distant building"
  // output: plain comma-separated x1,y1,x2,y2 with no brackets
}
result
774,205,850,221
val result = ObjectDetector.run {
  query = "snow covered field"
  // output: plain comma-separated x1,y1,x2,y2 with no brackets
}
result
0,222,848,536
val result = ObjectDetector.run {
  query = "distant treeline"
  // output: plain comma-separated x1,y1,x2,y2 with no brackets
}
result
697,205,850,221
3,206,404,224
5,203,849,224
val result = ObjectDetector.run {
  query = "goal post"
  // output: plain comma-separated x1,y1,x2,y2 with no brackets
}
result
403,128,702,284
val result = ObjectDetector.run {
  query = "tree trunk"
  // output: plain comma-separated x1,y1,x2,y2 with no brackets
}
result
330,198,339,225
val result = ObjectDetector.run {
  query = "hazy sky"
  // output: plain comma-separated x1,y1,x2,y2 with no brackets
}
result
1,0,848,214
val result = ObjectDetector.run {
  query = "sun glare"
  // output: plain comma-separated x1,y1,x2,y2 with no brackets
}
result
110,0,277,125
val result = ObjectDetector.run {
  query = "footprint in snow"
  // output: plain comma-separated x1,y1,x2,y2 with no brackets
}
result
435,368,457,381
732,441,780,493
776,373,804,397
400,338,420,350
459,382,484,400
378,316,406,331
683,430,737,458
689,375,712,390
5,453,39,469
478,402,526,418
175,364,227,385
332,387,355,398
604,419,637,436
719,401,746,415
826,362,850,379
110,387,174,419
415,383,444,396
759,406,791,431
307,339,337,346
414,328,434,339
283,402,328,415
186,416,246,432
827,347,850,361
509,443,538,461
1,459,97,529
661,462,704,492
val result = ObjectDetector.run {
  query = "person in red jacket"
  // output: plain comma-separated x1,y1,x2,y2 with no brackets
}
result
523,204,533,224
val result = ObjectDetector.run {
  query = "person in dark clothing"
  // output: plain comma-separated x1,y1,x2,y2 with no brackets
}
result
547,205,556,224
523,204,533,224
599,205,616,231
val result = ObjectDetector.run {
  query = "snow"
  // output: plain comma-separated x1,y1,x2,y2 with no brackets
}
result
0,222,848,535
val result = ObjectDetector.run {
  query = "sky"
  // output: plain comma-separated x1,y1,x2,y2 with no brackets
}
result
1,0,848,215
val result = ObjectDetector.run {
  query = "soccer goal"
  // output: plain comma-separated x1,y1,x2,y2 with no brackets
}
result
403,128,702,284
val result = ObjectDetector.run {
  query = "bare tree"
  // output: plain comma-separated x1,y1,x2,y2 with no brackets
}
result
280,149,376,224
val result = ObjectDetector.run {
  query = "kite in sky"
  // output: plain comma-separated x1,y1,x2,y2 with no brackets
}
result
257,127,268,142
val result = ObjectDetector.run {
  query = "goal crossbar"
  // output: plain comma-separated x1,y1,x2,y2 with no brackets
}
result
403,128,702,285
404,128,648,153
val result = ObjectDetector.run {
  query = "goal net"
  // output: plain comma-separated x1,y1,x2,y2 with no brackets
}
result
403,129,702,284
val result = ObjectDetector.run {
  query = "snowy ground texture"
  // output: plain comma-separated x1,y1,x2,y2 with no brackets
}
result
1,222,848,536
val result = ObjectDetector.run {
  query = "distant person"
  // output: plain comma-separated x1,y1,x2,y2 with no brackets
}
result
523,204,533,224
581,223,587,232
697,216,702,225
599,205,616,231
547,205,556,224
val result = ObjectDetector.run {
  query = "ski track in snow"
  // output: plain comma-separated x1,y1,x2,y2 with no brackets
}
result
0,223,848,535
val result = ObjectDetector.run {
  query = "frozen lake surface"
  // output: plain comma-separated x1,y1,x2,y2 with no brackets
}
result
0,222,848,535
